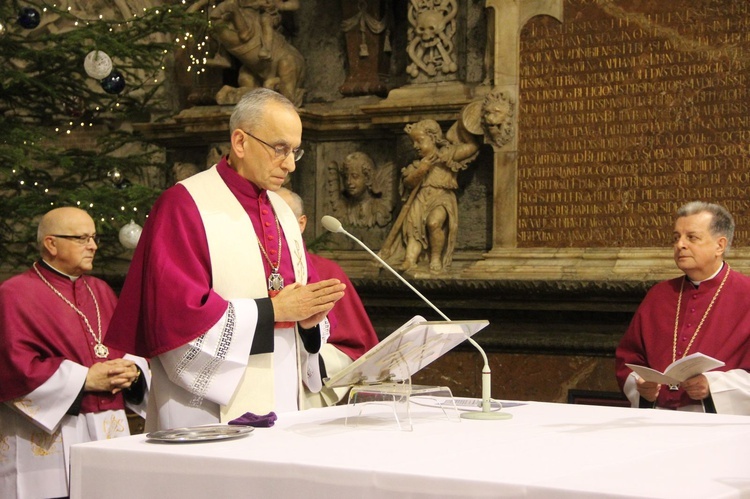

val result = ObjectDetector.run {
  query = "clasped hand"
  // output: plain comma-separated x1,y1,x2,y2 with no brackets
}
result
636,374,710,402
271,278,345,329
85,358,139,394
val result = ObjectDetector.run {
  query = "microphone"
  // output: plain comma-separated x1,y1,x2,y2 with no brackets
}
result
321,215,511,420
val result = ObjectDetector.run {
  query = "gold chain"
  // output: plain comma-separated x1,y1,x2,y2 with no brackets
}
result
672,264,730,363
33,262,109,358
257,211,282,272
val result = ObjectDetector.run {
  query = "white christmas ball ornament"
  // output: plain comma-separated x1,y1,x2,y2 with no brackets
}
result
119,220,142,249
84,50,113,79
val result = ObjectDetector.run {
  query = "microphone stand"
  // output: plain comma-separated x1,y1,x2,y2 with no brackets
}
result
322,216,511,420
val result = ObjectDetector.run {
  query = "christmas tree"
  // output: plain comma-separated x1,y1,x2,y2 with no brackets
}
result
0,1,206,272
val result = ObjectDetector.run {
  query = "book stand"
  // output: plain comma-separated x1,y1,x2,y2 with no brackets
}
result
345,379,459,431
323,317,490,431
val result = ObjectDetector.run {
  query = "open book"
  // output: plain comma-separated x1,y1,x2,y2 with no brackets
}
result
626,352,725,385
323,315,489,388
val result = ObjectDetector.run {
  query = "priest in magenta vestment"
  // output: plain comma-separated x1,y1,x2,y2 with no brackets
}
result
0,207,147,498
106,89,345,430
617,202,750,414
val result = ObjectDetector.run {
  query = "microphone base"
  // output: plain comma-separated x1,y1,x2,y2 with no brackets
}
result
460,410,513,420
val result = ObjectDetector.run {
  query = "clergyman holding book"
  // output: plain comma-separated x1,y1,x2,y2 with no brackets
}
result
616,201,750,414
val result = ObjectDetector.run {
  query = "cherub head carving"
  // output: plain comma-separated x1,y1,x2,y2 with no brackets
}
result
327,151,394,230
341,152,375,200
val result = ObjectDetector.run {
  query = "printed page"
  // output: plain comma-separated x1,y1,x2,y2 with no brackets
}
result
626,352,725,385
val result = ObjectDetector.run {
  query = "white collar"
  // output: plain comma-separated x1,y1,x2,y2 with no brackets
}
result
689,262,724,287
41,259,81,281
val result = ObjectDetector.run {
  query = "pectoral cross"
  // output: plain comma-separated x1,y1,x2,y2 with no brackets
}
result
268,271,284,292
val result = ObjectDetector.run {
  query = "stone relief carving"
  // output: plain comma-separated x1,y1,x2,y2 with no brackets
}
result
341,0,390,58
406,0,458,78
172,143,229,182
191,0,305,106
172,162,201,182
326,151,394,229
380,101,482,273
339,0,392,96
481,87,516,149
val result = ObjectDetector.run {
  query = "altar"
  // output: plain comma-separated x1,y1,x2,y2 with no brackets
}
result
70,400,750,498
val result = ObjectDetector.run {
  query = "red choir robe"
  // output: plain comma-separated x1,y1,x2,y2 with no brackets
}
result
300,253,378,407
307,252,378,361
616,264,750,414
0,262,146,498
106,158,325,425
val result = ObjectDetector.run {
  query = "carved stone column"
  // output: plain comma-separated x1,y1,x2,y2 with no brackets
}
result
485,0,563,249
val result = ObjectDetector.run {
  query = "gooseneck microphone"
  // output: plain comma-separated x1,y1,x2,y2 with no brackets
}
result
321,215,511,420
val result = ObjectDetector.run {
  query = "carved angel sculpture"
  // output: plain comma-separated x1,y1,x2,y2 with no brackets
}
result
326,151,394,231
380,104,481,273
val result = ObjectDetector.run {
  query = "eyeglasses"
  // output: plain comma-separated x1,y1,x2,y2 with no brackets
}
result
242,130,304,162
52,234,100,245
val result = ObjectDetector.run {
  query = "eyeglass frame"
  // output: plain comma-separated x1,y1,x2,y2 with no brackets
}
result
51,234,100,245
242,129,304,162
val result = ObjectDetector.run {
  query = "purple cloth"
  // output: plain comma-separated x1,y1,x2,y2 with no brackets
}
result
228,411,278,428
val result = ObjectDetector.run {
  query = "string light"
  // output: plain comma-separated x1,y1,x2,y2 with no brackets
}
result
7,2,194,247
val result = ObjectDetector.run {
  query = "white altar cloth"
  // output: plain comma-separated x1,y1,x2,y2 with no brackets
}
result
70,400,750,498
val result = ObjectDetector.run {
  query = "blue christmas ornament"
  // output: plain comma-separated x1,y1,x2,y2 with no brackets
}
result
100,70,125,95
17,7,41,29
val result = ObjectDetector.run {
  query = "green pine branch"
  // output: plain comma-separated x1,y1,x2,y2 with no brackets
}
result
0,1,208,271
